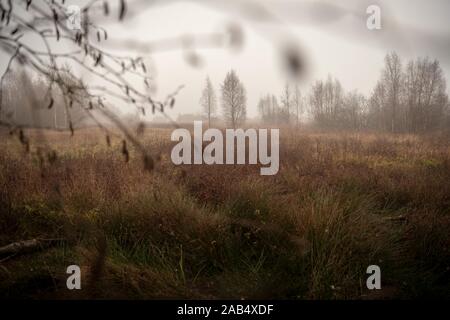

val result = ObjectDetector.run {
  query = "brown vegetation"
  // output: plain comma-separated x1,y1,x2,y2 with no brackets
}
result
0,127,449,299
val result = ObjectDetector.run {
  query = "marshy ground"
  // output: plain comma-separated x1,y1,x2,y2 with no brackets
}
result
0,127,449,299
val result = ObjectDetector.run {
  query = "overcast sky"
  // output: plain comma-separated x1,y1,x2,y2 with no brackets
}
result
1,0,449,119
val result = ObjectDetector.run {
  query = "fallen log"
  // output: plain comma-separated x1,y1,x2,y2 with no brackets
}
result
0,238,64,258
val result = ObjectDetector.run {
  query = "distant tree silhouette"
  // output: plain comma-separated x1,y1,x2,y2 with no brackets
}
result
279,82,292,124
259,83,302,126
221,70,246,128
382,52,403,133
342,90,366,130
309,75,343,127
200,76,217,127
368,52,448,133
403,57,448,132
293,84,303,127
258,94,279,124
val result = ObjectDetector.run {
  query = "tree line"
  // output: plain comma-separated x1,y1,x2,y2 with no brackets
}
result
202,52,449,133
200,70,247,129
0,66,88,130
201,70,303,129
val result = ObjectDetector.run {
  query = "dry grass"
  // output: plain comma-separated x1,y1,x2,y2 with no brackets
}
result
0,127,449,299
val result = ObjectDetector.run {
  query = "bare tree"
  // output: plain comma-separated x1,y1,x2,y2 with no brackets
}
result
221,70,246,128
324,75,343,123
382,52,403,133
280,82,292,124
200,76,217,127
368,53,448,133
258,94,281,124
309,75,343,127
342,90,366,130
257,96,268,123
368,81,388,130
293,84,303,127
309,80,325,124
404,57,448,132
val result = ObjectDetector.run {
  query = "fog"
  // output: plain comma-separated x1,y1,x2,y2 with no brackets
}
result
1,0,449,120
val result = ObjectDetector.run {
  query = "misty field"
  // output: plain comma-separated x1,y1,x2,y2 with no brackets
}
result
0,127,449,299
